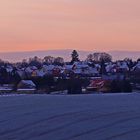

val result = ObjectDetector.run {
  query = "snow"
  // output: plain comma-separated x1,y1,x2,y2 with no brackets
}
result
0,88,12,91
17,89,36,91
0,93,140,140
133,61,140,70
17,80,36,89
0,85,13,91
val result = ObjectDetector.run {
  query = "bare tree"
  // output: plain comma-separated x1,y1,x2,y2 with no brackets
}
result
86,54,94,62
28,56,42,67
43,56,55,64
54,57,64,65
93,52,112,63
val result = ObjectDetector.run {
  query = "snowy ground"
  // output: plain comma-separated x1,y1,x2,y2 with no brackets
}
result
0,93,140,140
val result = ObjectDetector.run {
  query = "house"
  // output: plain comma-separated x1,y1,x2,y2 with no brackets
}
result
132,61,140,72
117,61,129,72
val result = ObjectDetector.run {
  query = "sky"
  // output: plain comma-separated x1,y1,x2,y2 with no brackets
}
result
0,0,140,52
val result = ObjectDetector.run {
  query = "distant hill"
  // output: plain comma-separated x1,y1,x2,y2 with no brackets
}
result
0,50,139,62
109,51,140,61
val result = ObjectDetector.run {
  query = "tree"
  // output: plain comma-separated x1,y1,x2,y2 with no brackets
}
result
100,53,112,62
93,53,101,62
71,50,80,64
100,59,106,74
43,56,55,64
28,56,42,67
54,57,64,65
124,58,132,62
137,58,140,62
0,59,5,66
124,58,133,70
21,59,28,67
29,56,42,63
86,54,94,62
93,52,112,63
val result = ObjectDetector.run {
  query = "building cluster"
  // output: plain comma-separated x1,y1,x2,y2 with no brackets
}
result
0,59,140,93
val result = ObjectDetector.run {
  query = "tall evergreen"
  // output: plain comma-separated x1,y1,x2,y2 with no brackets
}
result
71,50,80,64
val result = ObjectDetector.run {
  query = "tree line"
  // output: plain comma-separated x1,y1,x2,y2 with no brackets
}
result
0,50,139,67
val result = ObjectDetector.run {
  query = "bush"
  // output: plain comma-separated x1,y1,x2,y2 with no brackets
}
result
110,80,132,93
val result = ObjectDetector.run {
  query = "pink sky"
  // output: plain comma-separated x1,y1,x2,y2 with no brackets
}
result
0,0,140,52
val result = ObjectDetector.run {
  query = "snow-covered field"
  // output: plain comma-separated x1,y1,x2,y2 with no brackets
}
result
0,93,140,140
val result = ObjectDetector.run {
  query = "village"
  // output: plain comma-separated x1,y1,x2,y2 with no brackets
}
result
0,50,140,94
